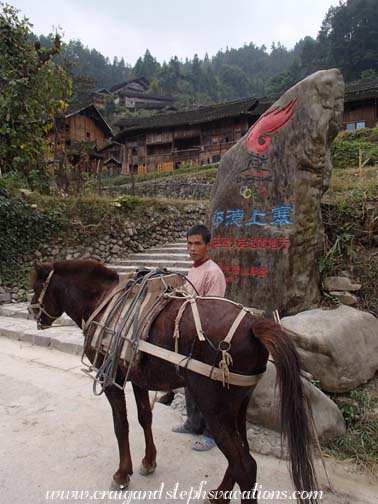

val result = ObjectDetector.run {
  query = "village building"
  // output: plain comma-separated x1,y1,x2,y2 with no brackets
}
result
343,79,378,130
112,97,272,174
51,102,113,172
92,77,175,113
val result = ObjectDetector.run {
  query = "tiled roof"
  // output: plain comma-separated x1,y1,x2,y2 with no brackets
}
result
110,77,149,93
113,96,264,140
116,89,175,101
345,79,378,102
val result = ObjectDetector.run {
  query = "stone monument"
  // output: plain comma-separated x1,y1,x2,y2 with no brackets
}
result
208,69,344,314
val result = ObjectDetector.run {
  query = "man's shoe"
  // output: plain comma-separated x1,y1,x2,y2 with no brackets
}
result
172,424,194,434
192,435,216,451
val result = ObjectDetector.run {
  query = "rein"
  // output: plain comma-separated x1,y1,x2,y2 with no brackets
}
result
28,270,60,329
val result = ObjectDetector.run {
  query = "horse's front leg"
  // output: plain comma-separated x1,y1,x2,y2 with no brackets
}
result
132,383,157,475
104,385,133,488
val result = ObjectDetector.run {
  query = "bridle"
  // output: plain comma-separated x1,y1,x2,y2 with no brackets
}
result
28,269,59,329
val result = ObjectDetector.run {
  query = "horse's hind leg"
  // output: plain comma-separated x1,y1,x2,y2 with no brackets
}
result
207,415,257,504
132,383,157,475
191,387,257,504
104,385,133,488
204,397,252,503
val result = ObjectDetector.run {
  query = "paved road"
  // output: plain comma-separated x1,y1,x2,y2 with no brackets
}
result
0,338,376,504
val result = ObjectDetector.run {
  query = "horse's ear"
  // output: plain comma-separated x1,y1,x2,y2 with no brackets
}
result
33,261,53,280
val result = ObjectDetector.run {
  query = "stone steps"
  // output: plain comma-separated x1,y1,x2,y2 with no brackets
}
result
111,265,190,273
125,252,189,260
108,237,190,274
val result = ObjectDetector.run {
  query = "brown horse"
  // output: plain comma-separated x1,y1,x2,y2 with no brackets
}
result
30,259,318,504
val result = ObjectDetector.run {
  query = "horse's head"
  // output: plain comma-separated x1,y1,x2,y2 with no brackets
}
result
29,261,63,329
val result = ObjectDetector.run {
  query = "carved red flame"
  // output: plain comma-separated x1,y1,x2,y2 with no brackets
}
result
243,98,297,153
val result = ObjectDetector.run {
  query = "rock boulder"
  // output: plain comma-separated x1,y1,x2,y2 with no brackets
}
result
247,362,346,439
208,69,344,314
282,305,378,392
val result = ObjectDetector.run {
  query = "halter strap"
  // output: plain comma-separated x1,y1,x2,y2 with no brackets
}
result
28,269,58,328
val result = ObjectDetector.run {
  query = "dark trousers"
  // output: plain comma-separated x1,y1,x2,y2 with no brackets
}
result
183,388,213,438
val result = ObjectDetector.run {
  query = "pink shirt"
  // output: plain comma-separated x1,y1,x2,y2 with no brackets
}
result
187,259,226,297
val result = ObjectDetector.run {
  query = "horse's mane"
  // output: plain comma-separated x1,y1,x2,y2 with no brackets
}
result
30,259,119,293
53,260,119,284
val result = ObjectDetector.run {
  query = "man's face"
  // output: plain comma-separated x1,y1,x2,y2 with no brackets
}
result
187,234,208,263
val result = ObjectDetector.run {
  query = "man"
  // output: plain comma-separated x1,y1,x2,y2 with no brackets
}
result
172,224,226,451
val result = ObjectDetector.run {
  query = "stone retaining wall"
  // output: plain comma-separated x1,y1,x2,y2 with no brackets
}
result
1,203,207,303
105,173,216,201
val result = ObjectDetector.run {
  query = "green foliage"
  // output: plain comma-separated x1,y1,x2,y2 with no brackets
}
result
323,381,378,471
0,188,64,267
321,167,378,313
267,0,378,94
319,230,356,276
114,194,144,212
0,171,29,195
0,3,71,181
320,0,378,81
103,164,218,187
331,140,378,168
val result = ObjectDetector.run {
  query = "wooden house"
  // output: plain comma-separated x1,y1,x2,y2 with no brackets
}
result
344,79,378,130
51,103,113,171
113,97,272,175
109,77,175,111
108,79,378,177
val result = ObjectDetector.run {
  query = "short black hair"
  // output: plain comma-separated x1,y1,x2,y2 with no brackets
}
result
186,224,211,244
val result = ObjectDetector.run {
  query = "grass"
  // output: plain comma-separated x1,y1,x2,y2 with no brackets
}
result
319,165,378,473
102,163,218,186
325,166,378,201
322,375,378,475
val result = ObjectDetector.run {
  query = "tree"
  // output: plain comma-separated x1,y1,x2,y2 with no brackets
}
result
318,0,378,81
218,64,252,100
0,3,71,183
133,49,160,80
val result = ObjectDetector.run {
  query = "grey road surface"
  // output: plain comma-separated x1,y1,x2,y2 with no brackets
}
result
0,338,377,504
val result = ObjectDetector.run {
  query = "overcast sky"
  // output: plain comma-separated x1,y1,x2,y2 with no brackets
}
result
7,0,338,65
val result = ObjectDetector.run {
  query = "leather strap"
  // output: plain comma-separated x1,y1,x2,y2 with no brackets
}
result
189,299,206,341
137,340,264,387
223,308,249,344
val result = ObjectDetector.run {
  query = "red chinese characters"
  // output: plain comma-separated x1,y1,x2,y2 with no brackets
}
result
220,264,268,282
209,236,289,250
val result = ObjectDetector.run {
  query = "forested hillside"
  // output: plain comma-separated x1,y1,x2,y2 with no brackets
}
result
32,0,378,109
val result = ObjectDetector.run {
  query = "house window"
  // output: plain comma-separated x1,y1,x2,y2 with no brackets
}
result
346,121,366,131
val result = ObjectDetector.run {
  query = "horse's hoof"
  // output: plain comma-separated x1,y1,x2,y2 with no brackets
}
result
139,461,157,476
111,474,130,489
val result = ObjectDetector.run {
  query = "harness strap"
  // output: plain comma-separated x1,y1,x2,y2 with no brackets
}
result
29,270,58,328
173,299,191,352
38,270,55,304
223,307,250,344
137,340,264,387
189,298,206,342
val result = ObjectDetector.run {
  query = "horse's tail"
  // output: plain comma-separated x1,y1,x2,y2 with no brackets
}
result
252,320,319,503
